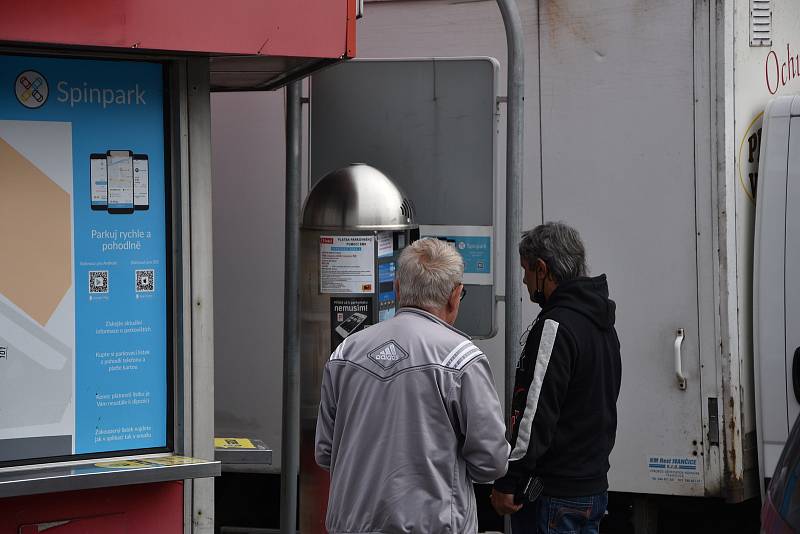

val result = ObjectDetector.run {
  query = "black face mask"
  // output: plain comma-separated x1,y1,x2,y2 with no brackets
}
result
532,270,546,305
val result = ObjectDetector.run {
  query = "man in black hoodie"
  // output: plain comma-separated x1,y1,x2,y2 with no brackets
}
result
490,222,622,534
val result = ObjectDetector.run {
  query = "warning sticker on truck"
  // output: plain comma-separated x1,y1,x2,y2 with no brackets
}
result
647,455,701,484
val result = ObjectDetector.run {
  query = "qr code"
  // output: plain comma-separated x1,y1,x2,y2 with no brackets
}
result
136,269,155,292
89,271,109,293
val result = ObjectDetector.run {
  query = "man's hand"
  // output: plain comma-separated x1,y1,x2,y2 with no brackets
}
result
490,487,522,515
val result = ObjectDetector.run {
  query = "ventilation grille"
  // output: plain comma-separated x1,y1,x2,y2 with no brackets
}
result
400,198,415,222
751,0,772,47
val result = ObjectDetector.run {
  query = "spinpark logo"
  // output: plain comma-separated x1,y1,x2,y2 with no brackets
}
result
15,70,48,109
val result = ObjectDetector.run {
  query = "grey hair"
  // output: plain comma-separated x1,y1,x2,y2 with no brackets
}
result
519,222,588,282
397,238,465,309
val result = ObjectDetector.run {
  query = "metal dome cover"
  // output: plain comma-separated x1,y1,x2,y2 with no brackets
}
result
301,164,417,230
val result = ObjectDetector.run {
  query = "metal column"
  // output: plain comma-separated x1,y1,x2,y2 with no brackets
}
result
496,0,525,417
280,81,303,534
494,2,524,529
186,57,216,534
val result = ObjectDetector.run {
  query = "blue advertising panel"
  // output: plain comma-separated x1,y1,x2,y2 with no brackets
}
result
0,54,169,462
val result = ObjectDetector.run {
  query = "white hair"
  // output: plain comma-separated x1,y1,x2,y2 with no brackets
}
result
397,238,464,309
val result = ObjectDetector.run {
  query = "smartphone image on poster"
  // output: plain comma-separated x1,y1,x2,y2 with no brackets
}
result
89,153,107,210
106,150,134,214
335,312,368,339
133,154,149,211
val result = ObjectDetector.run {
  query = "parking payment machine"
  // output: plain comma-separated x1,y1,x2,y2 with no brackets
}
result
299,164,418,533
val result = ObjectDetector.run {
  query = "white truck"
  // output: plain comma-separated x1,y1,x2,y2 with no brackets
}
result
209,0,800,529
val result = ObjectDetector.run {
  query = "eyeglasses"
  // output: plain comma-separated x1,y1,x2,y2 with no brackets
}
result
460,286,467,302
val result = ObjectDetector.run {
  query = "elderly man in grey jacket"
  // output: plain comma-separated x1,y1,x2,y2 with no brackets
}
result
315,237,509,534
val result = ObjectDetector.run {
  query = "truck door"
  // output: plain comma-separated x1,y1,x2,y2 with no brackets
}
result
538,1,706,496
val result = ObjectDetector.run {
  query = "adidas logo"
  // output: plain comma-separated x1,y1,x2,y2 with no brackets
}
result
374,344,400,361
367,341,409,370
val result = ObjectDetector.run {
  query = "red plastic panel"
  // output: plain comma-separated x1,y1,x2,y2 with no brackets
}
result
0,481,183,533
0,0,352,59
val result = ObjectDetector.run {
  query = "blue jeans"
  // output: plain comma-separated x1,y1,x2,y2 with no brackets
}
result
511,492,608,534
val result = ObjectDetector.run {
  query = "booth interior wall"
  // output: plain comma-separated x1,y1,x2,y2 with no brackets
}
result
210,90,287,473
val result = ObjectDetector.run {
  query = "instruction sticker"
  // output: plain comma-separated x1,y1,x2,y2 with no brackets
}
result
215,437,256,449
647,455,701,484
320,236,375,294
94,459,152,469
143,455,207,466
95,456,206,468
377,232,394,258
419,225,493,285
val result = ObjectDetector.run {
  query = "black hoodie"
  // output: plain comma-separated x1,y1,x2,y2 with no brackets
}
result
494,275,622,498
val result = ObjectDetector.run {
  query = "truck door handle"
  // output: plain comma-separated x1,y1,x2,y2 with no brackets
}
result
793,347,800,403
674,328,687,390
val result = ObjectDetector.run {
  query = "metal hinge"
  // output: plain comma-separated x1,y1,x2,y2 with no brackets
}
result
750,0,772,47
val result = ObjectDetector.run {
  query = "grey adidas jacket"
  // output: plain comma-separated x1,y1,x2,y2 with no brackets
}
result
315,308,509,534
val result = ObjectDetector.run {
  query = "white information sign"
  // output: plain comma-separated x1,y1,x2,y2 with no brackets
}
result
320,235,375,294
